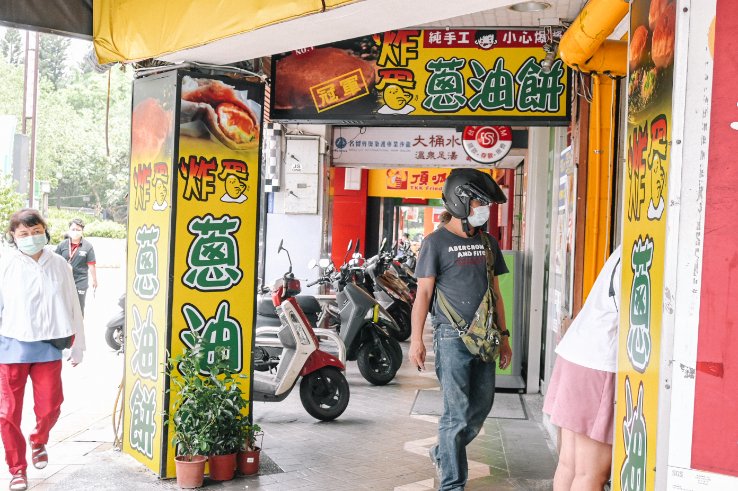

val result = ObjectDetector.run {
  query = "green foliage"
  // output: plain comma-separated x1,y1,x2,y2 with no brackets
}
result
1,28,23,65
39,34,71,90
241,422,262,452
0,175,25,240
83,220,126,239
169,341,249,458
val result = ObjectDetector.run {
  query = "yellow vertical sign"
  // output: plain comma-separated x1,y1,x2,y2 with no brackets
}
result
614,0,676,489
165,73,263,478
123,71,177,475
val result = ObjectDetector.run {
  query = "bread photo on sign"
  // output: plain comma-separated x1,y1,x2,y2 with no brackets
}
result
180,77,260,150
274,47,376,110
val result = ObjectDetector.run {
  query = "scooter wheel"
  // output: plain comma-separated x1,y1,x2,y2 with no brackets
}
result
357,336,400,386
388,304,412,342
299,367,350,421
105,325,124,351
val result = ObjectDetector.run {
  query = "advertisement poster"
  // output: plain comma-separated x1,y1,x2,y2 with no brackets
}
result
367,167,493,199
692,2,738,477
123,71,177,474
272,28,570,125
165,73,264,477
614,0,677,489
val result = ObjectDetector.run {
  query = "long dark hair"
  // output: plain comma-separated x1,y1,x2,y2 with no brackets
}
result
6,209,51,246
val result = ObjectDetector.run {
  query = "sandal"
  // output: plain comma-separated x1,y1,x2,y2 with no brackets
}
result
9,471,26,491
30,443,48,469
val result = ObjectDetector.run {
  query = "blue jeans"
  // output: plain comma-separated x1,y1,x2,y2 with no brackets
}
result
431,324,496,491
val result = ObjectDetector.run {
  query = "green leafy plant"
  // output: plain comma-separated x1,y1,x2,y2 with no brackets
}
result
168,340,249,459
241,422,263,452
0,175,24,242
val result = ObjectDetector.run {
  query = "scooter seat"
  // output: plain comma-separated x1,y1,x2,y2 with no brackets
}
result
257,295,322,317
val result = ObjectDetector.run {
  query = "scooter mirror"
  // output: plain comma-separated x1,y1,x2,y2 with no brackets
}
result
278,239,284,253
319,258,331,268
346,239,353,252
308,259,317,269
380,237,386,251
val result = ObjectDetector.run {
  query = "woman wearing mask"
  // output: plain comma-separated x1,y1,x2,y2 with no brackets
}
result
0,209,85,491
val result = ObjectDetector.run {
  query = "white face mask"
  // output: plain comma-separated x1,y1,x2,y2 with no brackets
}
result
467,205,490,227
68,230,83,240
16,233,47,256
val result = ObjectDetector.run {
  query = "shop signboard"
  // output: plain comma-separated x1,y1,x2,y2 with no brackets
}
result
333,126,523,168
123,70,264,478
692,2,738,477
272,28,570,126
367,167,494,199
613,0,677,489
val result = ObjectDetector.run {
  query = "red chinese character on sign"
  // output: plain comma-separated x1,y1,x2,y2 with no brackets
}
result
179,156,217,201
133,163,152,211
373,30,420,67
431,135,445,147
410,171,430,185
375,68,416,91
432,173,448,185
413,136,428,147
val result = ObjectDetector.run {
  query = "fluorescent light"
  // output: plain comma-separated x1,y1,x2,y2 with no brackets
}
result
509,1,552,12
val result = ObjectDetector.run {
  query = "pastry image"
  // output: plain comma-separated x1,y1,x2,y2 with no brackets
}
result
648,0,670,30
652,5,676,69
181,77,260,149
274,47,376,110
132,98,171,157
629,25,649,71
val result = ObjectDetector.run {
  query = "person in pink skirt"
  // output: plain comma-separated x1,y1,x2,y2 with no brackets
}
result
544,246,621,491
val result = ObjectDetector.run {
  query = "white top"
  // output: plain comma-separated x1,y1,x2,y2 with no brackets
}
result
0,247,86,362
555,246,621,373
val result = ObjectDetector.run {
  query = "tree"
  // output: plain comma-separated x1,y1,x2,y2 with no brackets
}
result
0,174,25,240
0,28,23,65
39,34,70,90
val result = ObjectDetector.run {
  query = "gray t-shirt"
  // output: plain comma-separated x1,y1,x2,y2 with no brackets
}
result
415,227,508,327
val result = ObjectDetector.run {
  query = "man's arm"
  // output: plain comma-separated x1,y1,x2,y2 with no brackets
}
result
494,276,512,370
89,263,98,291
409,276,435,371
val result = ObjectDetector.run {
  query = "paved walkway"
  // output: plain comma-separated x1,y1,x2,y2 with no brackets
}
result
0,273,558,490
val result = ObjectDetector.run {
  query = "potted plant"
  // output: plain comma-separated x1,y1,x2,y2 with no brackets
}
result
237,422,263,475
169,344,212,489
203,347,249,482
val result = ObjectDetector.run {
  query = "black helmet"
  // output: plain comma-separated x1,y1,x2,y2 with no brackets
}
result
441,169,507,219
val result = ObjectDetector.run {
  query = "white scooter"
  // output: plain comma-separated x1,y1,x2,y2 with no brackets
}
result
252,240,350,421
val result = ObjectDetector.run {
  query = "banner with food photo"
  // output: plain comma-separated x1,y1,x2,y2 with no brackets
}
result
164,73,264,478
271,28,571,125
123,71,178,475
614,0,676,489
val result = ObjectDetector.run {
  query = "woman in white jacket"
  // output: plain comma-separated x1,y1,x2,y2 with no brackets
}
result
0,209,85,491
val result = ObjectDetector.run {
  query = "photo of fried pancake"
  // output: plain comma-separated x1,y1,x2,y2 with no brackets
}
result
629,25,649,71
181,78,260,150
274,47,376,110
132,98,172,157
652,5,676,69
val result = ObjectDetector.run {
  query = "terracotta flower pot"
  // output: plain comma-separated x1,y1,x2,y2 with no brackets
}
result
237,447,261,475
175,455,207,489
208,453,237,481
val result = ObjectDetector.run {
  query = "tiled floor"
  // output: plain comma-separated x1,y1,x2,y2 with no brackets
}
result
2,320,558,490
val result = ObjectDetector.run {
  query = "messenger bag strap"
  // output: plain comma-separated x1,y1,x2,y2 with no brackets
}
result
436,289,469,331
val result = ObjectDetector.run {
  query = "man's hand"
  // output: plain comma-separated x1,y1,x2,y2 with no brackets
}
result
408,339,427,372
498,338,512,370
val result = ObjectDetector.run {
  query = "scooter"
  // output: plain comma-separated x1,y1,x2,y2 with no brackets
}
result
105,293,125,351
309,240,403,386
362,238,413,341
252,240,350,421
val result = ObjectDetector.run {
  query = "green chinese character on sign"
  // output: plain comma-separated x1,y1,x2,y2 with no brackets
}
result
183,214,242,291
180,301,242,375
422,57,467,112
133,225,160,300
129,380,156,459
515,56,565,112
130,305,158,381
627,237,653,373
620,378,647,491
468,58,515,111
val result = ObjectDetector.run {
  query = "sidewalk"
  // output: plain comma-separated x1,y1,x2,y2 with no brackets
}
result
2,308,558,490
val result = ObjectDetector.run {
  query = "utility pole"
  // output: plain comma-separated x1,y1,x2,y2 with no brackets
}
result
22,30,40,208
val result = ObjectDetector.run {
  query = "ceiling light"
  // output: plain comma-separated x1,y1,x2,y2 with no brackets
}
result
508,1,552,12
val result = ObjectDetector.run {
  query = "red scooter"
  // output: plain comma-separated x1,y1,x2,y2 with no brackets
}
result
252,240,350,421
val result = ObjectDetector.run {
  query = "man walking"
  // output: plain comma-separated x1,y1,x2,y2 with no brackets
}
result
55,219,97,315
409,169,512,491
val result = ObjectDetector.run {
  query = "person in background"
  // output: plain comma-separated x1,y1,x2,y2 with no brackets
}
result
543,246,621,491
409,169,511,491
55,219,97,315
0,209,85,491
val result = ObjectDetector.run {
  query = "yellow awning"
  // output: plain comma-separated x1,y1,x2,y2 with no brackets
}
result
93,0,356,64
